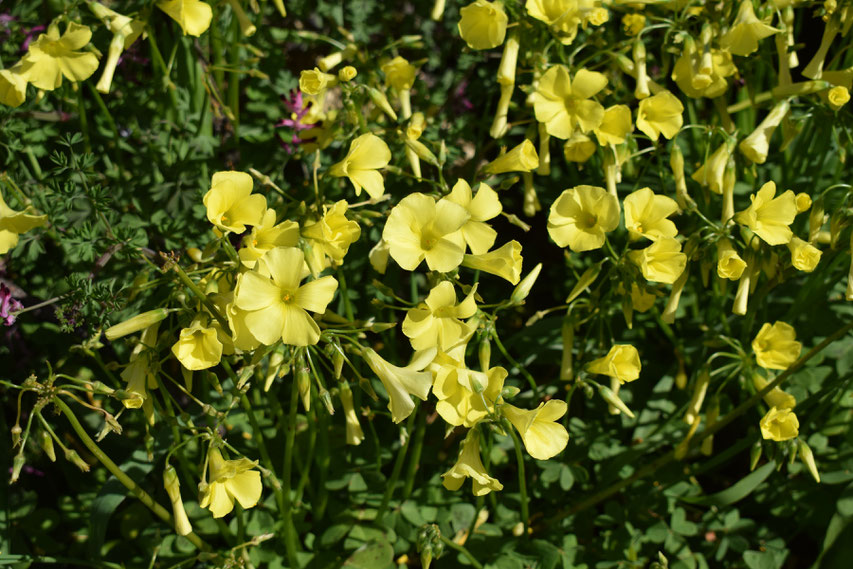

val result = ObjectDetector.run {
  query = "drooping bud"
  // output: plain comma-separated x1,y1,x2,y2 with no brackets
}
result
264,350,285,392
662,266,689,324
10,454,25,483
633,39,650,99
340,381,364,446
39,429,56,462
597,384,635,418
701,397,719,456
670,144,695,211
750,440,763,471
164,464,193,536
738,100,790,164
483,140,539,175
366,86,398,121
104,309,169,341
798,439,821,483
684,368,710,425
65,448,91,472
537,123,551,176
511,263,542,304
675,414,701,460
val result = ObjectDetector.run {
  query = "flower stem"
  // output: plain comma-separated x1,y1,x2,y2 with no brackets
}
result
505,419,529,537
377,406,418,522
54,397,208,551
439,535,484,569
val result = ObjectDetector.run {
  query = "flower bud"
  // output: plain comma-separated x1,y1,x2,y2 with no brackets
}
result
633,39,650,99
11,423,22,448
701,397,719,456
490,83,514,139
338,66,357,82
787,237,822,272
299,68,336,96
39,429,56,462
670,144,695,212
738,100,790,164
227,0,256,37
717,238,747,280
684,369,709,425
750,440,763,471
522,172,541,217
597,384,635,418
798,440,821,483
662,266,688,324
461,241,523,284
827,86,850,110
795,192,812,213
264,350,285,392
405,139,440,166
537,123,551,176
340,381,364,446
479,335,491,371
164,465,193,536
105,309,169,341
65,448,90,472
319,388,335,415
297,365,311,412
802,19,839,79
511,263,542,304
675,414,701,460
483,140,539,175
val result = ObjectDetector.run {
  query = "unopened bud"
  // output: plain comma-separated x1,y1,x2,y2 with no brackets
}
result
566,263,601,303
479,336,491,372
319,388,335,415
501,385,520,399
560,318,574,381
10,454,25,483
164,465,193,536
105,309,169,341
483,140,539,175
808,196,825,244
39,429,56,462
338,65,357,82
684,369,709,425
405,139,439,166
750,440,762,471
597,384,635,418
11,424,22,447
297,368,311,412
65,448,90,472
511,263,542,305
367,86,398,121
798,440,821,483
264,351,285,392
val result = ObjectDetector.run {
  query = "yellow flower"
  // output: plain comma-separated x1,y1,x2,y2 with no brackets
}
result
233,247,338,346
203,171,267,233
433,357,506,427
382,193,469,272
238,209,300,268
445,180,502,254
301,200,361,271
199,448,263,518
630,283,656,312
483,140,539,174
531,65,607,139
734,181,797,245
720,0,779,57
787,236,821,272
0,66,29,108
622,13,645,36
593,105,633,146
759,406,799,441
562,132,597,163
503,400,569,460
163,465,193,536
157,0,213,36
623,187,679,242
329,133,392,200
338,65,357,82
547,185,619,252
442,429,503,495
672,42,737,99
462,241,523,284
691,142,733,195
403,282,478,351
362,348,436,423
738,100,790,164
526,0,582,45
752,373,796,410
752,321,802,370
587,344,641,384
381,56,418,91
88,2,145,94
0,190,48,254
716,238,747,280
299,68,336,95
795,193,812,213
828,86,850,110
458,0,508,50
119,324,160,410
629,237,687,284
18,22,99,91
636,90,684,141
171,317,223,370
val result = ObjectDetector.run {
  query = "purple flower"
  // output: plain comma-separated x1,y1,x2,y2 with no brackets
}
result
276,90,319,153
20,24,45,52
1,283,23,326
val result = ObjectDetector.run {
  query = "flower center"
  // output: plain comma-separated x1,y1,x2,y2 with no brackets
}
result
281,291,295,303
578,213,597,229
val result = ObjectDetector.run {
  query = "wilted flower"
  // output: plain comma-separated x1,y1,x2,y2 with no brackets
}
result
716,238,747,280
329,133,392,200
738,100,790,164
691,142,733,195
753,321,802,370
382,56,417,91
531,65,607,139
787,236,821,272
752,373,796,410
171,317,223,370
672,41,737,99
827,86,850,110
458,0,508,50
587,344,641,384
299,67,336,96
199,448,263,518
547,185,619,252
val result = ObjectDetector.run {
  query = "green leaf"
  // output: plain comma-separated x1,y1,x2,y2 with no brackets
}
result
679,460,776,508
343,538,394,569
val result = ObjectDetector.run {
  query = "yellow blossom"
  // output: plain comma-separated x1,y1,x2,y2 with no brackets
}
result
432,354,506,427
120,324,160,410
630,283,656,312
547,185,619,252
157,0,213,36
753,321,802,370
0,66,29,108
787,236,821,272
796,193,812,213
301,200,361,271
691,142,733,195
563,132,597,163
720,0,779,57
716,238,747,280
445,180,502,254
672,42,737,98
299,68,336,96
636,90,684,141
171,317,223,370
18,22,99,91
329,133,392,200
734,181,797,245
828,86,850,110
233,247,338,346
526,0,582,45
442,429,503,495
458,0,508,50
623,187,679,242
382,56,417,91
629,237,687,284
622,13,645,36
483,140,540,174
382,193,469,272
362,348,436,423
199,448,263,518
738,100,790,164
760,406,799,441
403,282,478,351
531,65,607,139
203,171,267,233
587,344,641,384
593,105,633,146
88,2,145,94
0,190,48,254
461,240,523,284
238,209,300,268
503,400,569,460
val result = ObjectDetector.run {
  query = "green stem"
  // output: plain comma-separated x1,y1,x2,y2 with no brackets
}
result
491,330,537,392
54,397,207,550
439,535,484,569
402,406,426,500
76,87,91,154
171,262,230,334
87,84,124,176
505,420,529,536
228,15,241,140
282,372,301,567
539,318,853,529
377,407,418,522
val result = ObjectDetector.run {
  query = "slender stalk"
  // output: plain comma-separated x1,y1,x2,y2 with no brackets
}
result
281,375,301,567
491,330,537,392
538,319,853,529
439,535,484,569
377,407,418,521
402,406,426,500
76,88,91,154
54,397,208,550
505,420,529,536
171,262,230,334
